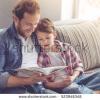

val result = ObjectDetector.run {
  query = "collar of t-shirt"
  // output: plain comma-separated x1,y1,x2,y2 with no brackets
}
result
18,34,38,68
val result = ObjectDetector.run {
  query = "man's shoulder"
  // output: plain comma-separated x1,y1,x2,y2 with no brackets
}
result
0,27,16,46
0,28,8,40
0,25,15,40
0,28,7,36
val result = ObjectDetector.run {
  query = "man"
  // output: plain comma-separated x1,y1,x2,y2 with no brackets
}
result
0,0,56,94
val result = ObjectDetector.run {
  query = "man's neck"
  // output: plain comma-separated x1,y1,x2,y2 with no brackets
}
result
18,33,30,42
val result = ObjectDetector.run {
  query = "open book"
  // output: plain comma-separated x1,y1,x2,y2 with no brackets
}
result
16,66,68,78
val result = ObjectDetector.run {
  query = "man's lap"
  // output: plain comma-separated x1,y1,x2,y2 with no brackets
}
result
1,87,27,94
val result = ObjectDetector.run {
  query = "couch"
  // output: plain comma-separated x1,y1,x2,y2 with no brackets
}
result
54,19,100,73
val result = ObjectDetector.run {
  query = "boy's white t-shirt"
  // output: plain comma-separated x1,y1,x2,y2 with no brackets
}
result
47,52,66,66
18,35,38,68
47,52,68,82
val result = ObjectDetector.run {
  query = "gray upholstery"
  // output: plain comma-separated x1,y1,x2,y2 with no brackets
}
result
55,20,100,71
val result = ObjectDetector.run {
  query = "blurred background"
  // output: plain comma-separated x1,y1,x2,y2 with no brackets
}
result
0,0,100,28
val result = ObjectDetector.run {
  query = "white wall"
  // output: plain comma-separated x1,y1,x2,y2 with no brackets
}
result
0,0,62,28
0,0,16,28
39,0,62,21
61,0,73,20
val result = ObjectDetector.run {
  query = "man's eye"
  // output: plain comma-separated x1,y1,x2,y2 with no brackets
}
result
46,37,49,39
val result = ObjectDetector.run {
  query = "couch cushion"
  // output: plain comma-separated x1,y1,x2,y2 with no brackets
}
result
0,29,4,32
55,21,100,71
0,28,6,34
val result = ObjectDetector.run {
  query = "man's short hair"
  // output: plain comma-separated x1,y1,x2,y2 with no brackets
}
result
12,0,40,20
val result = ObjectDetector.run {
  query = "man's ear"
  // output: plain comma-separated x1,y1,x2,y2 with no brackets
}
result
12,14,19,24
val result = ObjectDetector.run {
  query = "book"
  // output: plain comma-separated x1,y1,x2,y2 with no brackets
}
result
16,66,68,79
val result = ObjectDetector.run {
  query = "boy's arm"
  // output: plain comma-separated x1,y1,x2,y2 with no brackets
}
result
69,44,84,74
65,44,84,81
69,70,81,81
44,70,81,89
44,44,84,89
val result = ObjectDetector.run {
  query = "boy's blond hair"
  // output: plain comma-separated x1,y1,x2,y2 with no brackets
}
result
36,18,55,33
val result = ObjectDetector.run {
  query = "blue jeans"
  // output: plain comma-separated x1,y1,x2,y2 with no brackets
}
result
0,87,27,94
30,83,57,94
75,71,100,91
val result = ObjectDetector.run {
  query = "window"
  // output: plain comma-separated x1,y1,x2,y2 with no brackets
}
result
61,0,73,20
79,0,100,19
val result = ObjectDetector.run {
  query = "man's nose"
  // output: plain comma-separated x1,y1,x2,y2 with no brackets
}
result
32,24,37,31
29,25,37,32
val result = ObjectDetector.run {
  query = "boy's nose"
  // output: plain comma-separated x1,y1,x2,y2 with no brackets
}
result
44,40,48,44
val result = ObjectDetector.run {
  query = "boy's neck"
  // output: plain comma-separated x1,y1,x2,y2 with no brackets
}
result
44,45,60,52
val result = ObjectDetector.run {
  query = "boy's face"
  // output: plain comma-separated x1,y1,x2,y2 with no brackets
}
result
13,12,40,38
36,31,55,50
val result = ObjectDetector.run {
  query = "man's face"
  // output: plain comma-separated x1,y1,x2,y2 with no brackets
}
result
14,12,40,38
36,31,55,50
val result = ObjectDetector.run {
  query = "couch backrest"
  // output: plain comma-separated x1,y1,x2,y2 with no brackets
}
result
55,20,100,71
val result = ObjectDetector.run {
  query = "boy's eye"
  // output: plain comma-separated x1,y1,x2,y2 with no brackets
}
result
38,39,43,41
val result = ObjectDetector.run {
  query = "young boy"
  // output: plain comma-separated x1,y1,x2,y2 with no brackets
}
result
36,18,100,94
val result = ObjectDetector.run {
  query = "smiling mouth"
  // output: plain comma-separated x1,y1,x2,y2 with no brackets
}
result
44,44,49,47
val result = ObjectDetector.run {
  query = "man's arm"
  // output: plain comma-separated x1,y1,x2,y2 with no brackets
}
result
0,36,9,89
7,73,46,88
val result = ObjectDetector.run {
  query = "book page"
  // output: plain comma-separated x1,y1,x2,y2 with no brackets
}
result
16,66,68,77
42,66,67,75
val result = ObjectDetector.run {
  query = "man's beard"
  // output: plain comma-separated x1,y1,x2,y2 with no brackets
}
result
17,26,25,38
16,24,33,38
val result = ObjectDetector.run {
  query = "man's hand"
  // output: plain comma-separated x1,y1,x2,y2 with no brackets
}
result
26,72,46,85
7,72,46,87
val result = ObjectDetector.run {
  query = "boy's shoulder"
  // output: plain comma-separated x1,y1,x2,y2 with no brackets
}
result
55,40,72,51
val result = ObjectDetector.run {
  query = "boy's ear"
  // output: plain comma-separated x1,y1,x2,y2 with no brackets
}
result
54,32,57,38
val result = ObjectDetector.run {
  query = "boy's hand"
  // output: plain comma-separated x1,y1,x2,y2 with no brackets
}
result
45,74,55,82
44,75,74,89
